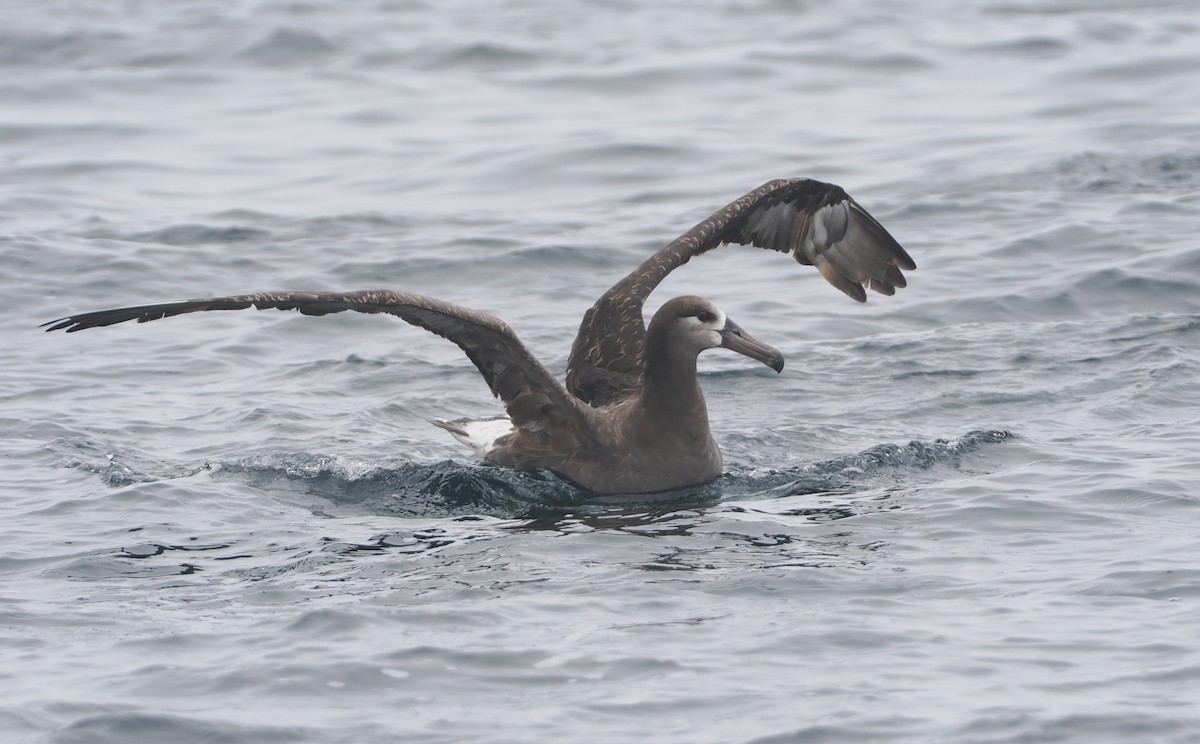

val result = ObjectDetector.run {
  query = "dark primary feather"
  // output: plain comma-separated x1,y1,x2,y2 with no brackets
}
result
42,290,587,444
565,178,914,406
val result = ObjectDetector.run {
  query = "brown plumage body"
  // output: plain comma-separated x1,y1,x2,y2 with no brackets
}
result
43,179,915,494
488,296,732,492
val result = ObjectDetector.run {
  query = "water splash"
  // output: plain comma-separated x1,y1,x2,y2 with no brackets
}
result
216,430,1014,519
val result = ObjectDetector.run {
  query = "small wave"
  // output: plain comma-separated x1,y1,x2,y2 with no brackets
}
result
726,429,1014,500
818,429,1012,473
0,122,154,144
973,35,1072,58
53,436,206,487
46,711,310,744
423,42,540,71
79,221,277,246
1051,151,1200,194
0,29,126,67
1068,268,1200,310
237,28,337,67
125,224,273,246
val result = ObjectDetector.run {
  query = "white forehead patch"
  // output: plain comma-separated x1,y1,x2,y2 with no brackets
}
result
681,304,726,330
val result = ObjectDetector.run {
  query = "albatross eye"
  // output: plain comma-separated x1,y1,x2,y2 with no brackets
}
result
696,311,716,323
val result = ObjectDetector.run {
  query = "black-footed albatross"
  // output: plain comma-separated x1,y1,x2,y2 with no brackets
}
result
43,178,914,494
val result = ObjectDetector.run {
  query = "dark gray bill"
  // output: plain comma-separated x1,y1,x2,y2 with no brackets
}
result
720,319,785,373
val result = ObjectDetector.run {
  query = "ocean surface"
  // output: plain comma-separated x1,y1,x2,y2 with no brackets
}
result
3,1,1200,742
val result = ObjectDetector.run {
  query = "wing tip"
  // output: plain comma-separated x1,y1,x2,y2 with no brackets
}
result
868,278,896,297
816,257,868,302
41,317,77,332
846,198,916,271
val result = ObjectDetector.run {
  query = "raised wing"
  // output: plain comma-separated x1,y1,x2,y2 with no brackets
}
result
43,290,589,444
565,178,915,406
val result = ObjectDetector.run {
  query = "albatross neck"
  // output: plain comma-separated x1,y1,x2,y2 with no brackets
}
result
640,333,710,427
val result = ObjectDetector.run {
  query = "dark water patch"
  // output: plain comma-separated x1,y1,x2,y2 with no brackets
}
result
128,224,273,246
290,210,421,233
948,711,1196,744
934,291,1085,324
358,41,542,72
0,608,119,630
79,223,275,246
1063,54,1200,84
1116,198,1194,217
629,514,896,572
1069,267,1200,309
995,222,1114,261
1051,151,1200,194
238,28,337,67
0,122,156,144
971,150,1200,199
205,208,280,223
0,30,128,67
120,541,231,559
745,718,931,744
223,554,346,584
281,607,380,635
367,519,507,555
892,367,990,380
46,711,314,744
320,531,456,557
753,48,935,72
420,41,542,71
491,140,703,187
731,491,904,527
0,707,52,743
3,160,172,182
971,35,1073,58
45,554,201,580
1107,313,1200,343
559,141,697,164
498,242,624,273
519,61,772,94
1069,567,1200,600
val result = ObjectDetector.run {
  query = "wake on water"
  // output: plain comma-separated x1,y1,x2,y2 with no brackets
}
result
57,429,1016,520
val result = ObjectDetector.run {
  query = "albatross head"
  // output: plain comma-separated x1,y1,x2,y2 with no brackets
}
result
653,296,785,373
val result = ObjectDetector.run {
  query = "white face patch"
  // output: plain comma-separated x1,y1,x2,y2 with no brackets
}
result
680,304,726,348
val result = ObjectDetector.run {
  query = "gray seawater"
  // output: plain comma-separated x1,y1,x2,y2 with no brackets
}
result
3,1,1199,742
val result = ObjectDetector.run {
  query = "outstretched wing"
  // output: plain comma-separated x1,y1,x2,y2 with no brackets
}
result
43,290,589,445
565,178,915,406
